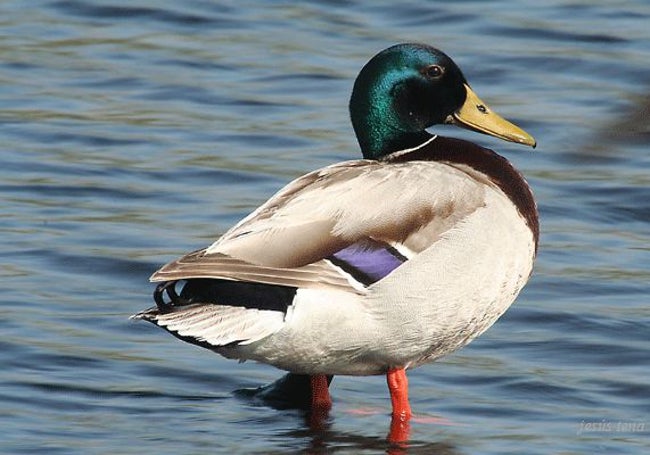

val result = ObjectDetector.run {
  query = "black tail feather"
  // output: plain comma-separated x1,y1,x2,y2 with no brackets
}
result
153,281,191,312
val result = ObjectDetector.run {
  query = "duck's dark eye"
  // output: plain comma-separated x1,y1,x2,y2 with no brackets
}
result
423,64,444,79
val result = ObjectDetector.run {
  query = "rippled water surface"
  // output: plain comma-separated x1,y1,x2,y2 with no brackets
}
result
2,1,649,454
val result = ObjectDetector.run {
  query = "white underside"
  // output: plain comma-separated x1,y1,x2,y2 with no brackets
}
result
221,187,535,375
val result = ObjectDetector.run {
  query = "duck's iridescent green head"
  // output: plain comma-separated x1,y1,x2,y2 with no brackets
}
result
350,43,536,159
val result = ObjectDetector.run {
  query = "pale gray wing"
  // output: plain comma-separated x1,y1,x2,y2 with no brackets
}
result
151,159,486,290
150,248,364,293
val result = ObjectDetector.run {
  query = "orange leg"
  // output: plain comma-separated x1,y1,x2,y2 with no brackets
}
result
310,374,332,410
308,374,332,429
386,368,412,443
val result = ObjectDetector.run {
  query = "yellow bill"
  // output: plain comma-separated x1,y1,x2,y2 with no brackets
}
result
449,84,536,148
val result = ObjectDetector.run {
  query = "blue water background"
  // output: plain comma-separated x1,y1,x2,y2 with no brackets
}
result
2,1,649,453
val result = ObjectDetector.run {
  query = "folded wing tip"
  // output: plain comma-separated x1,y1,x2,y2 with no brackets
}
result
149,271,165,282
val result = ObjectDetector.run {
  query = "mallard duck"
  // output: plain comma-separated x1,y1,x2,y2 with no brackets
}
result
133,43,537,424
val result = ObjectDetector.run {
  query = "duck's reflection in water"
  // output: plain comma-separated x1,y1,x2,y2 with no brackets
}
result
236,372,462,454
